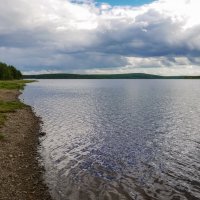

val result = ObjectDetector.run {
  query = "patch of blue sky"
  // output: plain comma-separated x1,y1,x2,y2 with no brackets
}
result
96,0,155,6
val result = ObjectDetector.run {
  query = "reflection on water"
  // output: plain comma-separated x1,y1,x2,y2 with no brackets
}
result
21,80,200,200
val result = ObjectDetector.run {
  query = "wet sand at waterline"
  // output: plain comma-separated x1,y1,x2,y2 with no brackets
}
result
0,89,51,200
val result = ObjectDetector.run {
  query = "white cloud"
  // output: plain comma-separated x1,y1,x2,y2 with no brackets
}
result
0,0,200,75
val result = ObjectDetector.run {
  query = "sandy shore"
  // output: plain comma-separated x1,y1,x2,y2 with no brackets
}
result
0,89,52,200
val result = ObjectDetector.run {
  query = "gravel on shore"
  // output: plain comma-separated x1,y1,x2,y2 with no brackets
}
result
0,89,52,200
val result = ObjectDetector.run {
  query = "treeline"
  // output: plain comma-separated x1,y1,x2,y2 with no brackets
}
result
0,62,22,80
23,73,163,79
23,73,200,79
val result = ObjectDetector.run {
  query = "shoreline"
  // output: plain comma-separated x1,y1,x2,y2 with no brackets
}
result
0,87,52,199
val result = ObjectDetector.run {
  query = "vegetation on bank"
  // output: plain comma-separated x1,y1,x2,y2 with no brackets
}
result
23,73,163,79
0,62,22,80
0,101,25,113
0,100,26,128
0,80,33,135
0,80,34,90
23,73,200,79
0,113,7,127
0,133,5,140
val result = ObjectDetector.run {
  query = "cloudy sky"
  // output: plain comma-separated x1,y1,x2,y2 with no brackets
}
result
1,0,200,75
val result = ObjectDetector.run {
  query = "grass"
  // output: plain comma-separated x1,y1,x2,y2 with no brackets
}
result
0,80,32,127
0,133,5,140
0,101,26,127
0,80,35,90
0,113,7,127
0,101,25,113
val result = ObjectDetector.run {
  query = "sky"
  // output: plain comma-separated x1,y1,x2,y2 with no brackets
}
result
0,0,200,75
96,0,154,6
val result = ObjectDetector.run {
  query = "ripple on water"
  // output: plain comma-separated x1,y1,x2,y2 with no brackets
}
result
21,80,200,200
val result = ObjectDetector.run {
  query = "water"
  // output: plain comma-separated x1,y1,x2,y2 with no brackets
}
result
21,80,200,200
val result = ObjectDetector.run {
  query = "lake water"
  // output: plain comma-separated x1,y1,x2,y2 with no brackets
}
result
21,80,200,200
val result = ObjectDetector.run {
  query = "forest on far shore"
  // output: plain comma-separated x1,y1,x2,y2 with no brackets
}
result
0,62,22,80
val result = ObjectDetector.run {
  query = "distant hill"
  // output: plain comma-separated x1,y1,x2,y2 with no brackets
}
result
23,73,200,79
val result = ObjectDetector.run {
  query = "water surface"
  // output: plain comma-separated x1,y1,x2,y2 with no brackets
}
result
21,80,200,200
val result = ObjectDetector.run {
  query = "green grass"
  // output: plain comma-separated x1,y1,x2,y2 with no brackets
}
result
0,80,33,132
0,80,32,127
0,101,25,113
0,80,35,90
0,101,26,127
0,113,7,127
0,133,5,140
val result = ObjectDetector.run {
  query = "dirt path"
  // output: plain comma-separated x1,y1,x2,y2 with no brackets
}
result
0,89,52,200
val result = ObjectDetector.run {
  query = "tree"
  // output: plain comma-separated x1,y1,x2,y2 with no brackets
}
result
0,62,22,80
